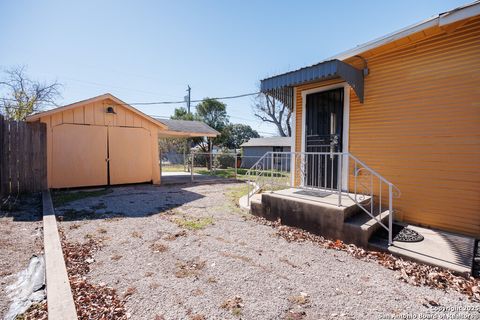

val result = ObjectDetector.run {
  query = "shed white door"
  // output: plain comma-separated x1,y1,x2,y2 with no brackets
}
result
108,127,152,185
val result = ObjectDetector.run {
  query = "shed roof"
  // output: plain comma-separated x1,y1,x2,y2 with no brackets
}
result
156,119,219,137
241,137,292,148
26,93,168,130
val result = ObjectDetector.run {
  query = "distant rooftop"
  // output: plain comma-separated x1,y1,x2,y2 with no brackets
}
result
241,136,292,147
156,118,219,137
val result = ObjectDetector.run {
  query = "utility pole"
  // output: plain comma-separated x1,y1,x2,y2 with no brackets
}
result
186,85,191,114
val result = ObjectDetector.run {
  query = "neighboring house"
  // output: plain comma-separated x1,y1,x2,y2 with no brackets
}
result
26,94,218,188
259,2,480,238
241,137,292,169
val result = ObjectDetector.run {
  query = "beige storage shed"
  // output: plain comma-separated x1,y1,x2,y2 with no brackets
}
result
26,93,217,188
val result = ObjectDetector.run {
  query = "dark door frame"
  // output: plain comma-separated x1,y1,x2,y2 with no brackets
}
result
300,83,349,191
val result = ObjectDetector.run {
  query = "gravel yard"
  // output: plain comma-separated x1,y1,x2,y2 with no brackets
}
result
56,183,478,320
0,194,43,317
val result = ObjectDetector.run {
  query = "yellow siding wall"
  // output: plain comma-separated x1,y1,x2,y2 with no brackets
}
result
294,18,480,236
40,98,160,188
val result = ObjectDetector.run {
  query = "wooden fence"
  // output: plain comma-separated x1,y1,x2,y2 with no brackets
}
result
0,115,47,198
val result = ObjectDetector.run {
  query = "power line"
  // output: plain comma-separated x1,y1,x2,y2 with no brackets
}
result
2,91,261,107
128,92,259,105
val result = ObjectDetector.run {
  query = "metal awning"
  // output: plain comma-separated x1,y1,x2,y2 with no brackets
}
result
260,59,364,106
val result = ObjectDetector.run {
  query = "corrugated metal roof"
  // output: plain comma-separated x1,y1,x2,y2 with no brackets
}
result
260,2,480,104
156,118,219,136
241,137,292,147
261,59,364,103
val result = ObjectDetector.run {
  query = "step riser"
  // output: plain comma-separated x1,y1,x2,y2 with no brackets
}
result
251,192,388,248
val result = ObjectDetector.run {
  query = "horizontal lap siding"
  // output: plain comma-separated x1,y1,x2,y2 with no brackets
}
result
295,18,480,237
349,18,480,237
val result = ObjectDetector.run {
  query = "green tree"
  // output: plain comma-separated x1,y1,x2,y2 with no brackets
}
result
0,66,62,120
219,123,259,149
171,107,195,120
196,98,229,133
195,98,229,152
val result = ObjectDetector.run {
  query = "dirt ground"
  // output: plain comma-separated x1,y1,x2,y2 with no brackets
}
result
56,183,478,320
0,194,43,318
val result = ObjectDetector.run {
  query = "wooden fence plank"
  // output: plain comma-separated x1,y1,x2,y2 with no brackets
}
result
2,117,9,197
0,118,47,196
0,115,4,197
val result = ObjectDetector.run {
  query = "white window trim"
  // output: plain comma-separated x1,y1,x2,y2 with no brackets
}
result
299,82,350,191
290,87,297,186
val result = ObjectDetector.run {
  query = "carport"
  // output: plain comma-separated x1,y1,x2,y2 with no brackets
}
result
26,93,218,188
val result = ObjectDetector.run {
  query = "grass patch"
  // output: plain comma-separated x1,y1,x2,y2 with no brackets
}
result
161,164,188,172
174,216,214,230
150,242,169,253
226,184,250,205
53,189,112,207
175,259,206,278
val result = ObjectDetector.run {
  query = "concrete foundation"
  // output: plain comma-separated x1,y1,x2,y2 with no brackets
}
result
250,188,384,247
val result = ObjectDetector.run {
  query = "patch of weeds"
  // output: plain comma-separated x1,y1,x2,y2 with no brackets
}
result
53,188,112,207
69,223,80,230
149,282,161,289
191,288,204,296
285,310,306,320
145,271,154,277
207,276,217,283
84,233,94,239
123,286,137,298
280,257,298,268
150,242,168,253
131,231,142,238
162,230,187,241
190,315,206,320
111,254,122,261
221,252,252,263
60,209,97,221
174,216,214,230
97,228,107,234
221,296,243,317
90,202,107,210
104,216,125,222
174,259,206,278
226,184,249,205
288,293,309,305
164,208,181,216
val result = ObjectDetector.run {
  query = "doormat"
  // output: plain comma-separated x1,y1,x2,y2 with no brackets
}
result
376,224,424,243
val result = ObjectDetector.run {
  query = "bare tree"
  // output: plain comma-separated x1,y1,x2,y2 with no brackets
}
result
253,92,292,137
0,66,62,120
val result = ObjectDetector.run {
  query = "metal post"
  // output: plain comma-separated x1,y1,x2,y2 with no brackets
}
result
337,154,342,207
186,85,191,114
190,153,194,182
389,183,393,245
209,139,213,174
270,152,274,183
234,152,237,179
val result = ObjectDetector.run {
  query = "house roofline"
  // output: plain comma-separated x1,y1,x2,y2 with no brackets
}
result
329,1,480,62
261,1,480,82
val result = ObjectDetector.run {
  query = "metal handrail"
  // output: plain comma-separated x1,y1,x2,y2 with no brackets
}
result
245,151,400,245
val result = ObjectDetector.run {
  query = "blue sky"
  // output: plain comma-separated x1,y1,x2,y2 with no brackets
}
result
0,0,467,136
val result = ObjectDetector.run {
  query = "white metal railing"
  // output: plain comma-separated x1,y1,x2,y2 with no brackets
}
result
246,151,400,245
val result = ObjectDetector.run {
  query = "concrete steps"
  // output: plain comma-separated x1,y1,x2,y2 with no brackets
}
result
248,188,389,248
343,210,390,247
